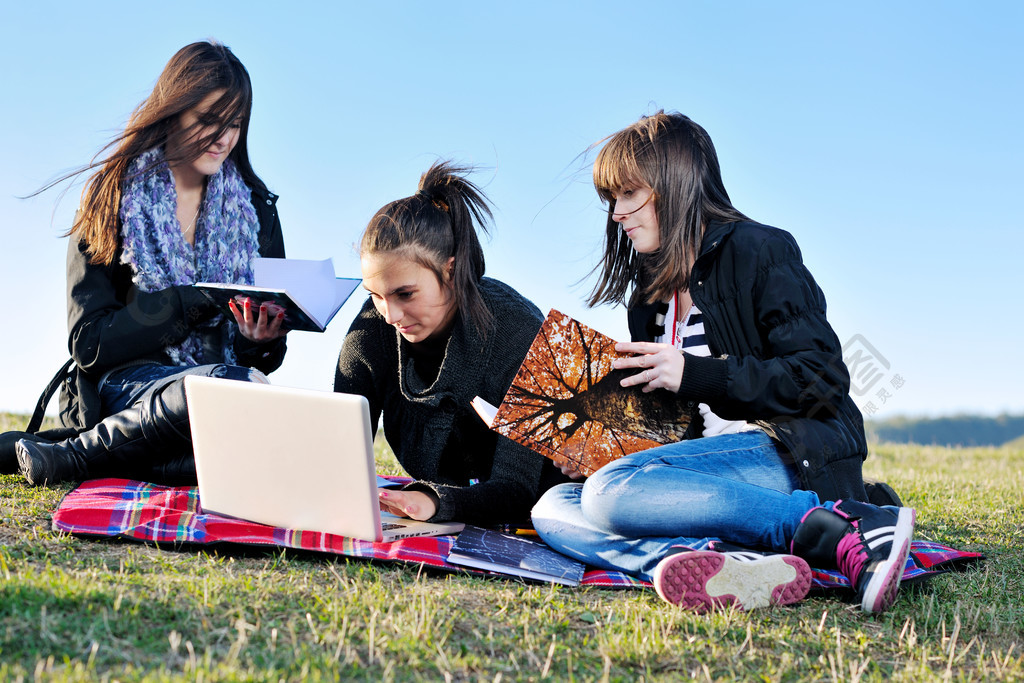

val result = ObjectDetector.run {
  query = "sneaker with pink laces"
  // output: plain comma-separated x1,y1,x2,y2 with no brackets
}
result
652,549,812,612
791,499,916,613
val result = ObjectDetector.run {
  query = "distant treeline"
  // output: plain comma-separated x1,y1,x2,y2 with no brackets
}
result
865,414,1024,447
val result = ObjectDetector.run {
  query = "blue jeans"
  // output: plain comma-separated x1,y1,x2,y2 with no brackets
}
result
531,430,822,581
99,363,262,417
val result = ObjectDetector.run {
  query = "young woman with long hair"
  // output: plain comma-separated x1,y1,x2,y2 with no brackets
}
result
12,40,288,486
334,161,566,525
531,112,915,614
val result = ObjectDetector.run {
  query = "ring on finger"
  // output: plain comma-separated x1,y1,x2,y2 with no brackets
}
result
645,370,651,383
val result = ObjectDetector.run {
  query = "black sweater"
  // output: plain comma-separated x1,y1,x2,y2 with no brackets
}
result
334,278,561,524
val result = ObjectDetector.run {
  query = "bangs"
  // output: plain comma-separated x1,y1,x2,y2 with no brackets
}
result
593,130,646,202
207,88,249,126
211,50,253,122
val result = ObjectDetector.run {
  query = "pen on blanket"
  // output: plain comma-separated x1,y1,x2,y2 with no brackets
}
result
494,523,539,537
467,480,540,536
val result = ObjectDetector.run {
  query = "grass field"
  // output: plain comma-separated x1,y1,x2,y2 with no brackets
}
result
1,412,1021,681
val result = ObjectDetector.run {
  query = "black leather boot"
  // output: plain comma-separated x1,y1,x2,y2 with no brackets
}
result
2,431,50,474
16,378,193,487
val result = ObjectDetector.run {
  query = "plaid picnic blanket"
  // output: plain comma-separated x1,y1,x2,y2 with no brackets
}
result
52,478,983,591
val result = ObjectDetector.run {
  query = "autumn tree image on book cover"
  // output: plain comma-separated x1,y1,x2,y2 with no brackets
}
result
491,309,692,476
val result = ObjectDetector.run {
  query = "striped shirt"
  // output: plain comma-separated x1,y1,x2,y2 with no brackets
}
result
657,295,755,438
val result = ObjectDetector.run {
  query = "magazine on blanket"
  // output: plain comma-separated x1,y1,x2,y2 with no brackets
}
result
471,308,691,477
195,257,360,332
446,525,585,586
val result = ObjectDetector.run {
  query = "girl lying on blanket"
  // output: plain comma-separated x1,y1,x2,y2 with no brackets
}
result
14,41,288,486
531,111,916,614
334,161,568,526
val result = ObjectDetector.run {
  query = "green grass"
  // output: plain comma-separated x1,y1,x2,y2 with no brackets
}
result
1,413,1022,681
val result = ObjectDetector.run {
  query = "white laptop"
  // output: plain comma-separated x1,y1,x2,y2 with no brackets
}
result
184,376,464,542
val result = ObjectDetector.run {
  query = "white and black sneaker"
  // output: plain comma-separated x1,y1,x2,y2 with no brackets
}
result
652,546,812,612
792,499,915,614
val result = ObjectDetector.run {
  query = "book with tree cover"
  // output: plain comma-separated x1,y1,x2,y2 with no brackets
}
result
195,257,360,333
446,525,585,586
472,309,691,477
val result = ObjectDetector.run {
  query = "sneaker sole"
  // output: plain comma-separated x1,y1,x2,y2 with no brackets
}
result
652,551,812,612
860,507,916,613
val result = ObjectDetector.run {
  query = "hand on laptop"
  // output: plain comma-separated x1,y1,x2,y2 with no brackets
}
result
378,489,437,521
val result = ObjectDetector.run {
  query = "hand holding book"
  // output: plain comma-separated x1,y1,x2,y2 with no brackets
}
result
195,257,360,333
227,296,288,342
472,309,692,477
610,340,686,394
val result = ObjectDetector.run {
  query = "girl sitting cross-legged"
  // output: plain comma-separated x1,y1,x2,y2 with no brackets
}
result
531,111,915,614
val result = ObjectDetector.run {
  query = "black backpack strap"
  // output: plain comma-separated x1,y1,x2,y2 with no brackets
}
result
27,358,77,434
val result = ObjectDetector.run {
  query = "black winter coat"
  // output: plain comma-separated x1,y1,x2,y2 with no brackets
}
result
59,185,287,430
627,220,868,503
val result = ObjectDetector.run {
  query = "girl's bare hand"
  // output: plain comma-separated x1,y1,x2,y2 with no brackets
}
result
229,297,287,343
612,341,685,393
556,461,586,480
378,488,438,521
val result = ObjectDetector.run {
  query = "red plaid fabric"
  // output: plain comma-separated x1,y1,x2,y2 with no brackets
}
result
52,478,982,590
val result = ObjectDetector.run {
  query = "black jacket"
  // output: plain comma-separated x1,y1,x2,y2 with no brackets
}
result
59,185,287,429
627,220,868,502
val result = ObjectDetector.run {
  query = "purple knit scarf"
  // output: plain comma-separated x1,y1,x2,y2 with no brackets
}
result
119,146,260,365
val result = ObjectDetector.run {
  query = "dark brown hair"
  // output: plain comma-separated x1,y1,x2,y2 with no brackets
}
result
50,40,262,265
588,111,748,307
361,161,493,333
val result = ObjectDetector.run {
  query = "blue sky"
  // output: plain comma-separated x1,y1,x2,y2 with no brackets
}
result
2,2,1022,419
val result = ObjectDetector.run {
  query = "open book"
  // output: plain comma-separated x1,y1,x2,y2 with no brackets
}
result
195,257,360,332
472,309,691,476
446,526,585,586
